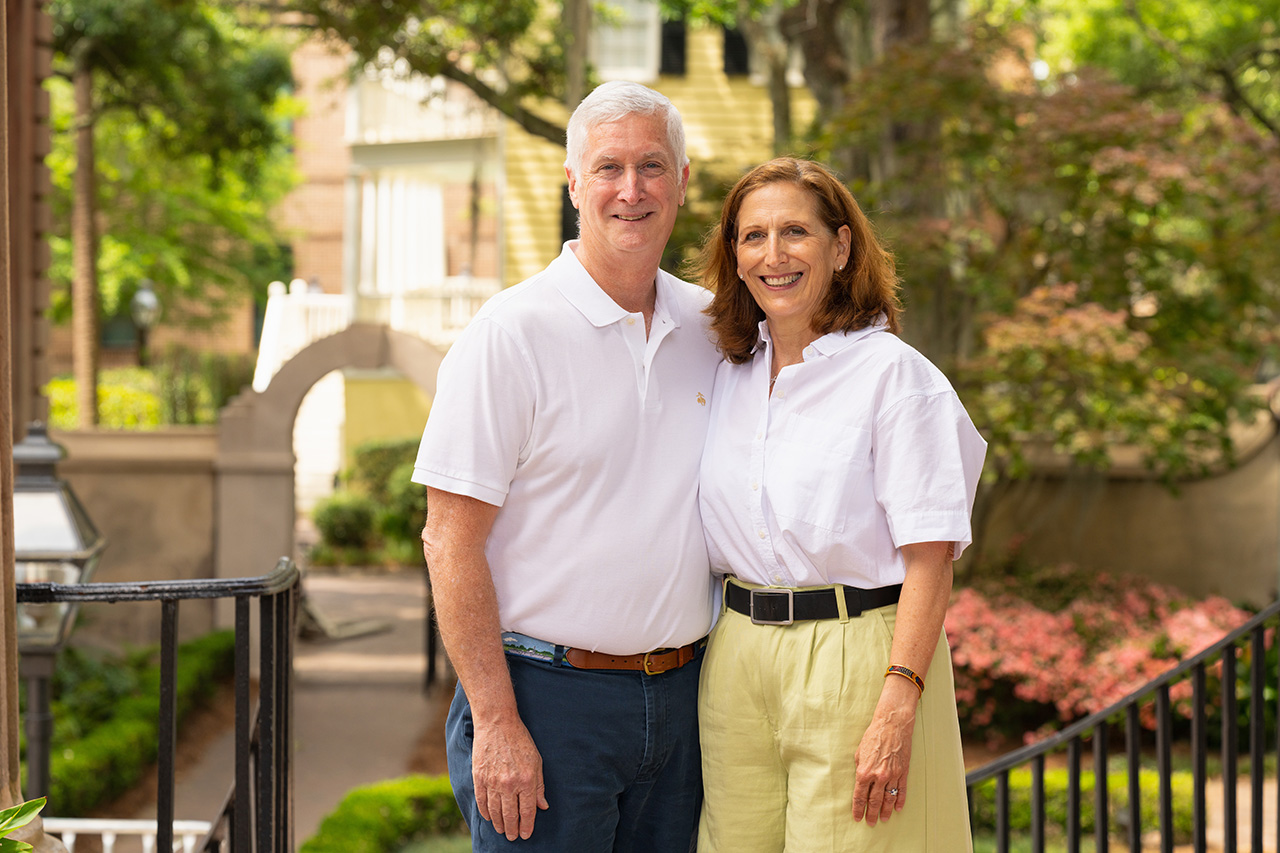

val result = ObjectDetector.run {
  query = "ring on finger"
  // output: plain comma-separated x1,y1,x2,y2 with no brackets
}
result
886,787,899,796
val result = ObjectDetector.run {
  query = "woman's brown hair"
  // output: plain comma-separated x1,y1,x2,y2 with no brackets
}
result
694,157,901,363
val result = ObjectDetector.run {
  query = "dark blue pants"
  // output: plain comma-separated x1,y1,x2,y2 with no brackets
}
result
446,652,703,852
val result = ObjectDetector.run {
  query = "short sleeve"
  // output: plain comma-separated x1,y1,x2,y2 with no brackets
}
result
872,391,987,558
412,317,536,506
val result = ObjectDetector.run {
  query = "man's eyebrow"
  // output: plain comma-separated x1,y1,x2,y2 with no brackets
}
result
589,150,672,164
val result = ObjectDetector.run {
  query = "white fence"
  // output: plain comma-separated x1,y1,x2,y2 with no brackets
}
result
45,817,212,853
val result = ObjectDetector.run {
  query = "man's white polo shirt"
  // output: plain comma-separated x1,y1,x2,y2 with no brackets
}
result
413,242,722,655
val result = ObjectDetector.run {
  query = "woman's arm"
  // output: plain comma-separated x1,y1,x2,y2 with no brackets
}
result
850,539,954,826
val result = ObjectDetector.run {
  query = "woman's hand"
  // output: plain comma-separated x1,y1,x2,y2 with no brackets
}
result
851,673,918,824
851,539,954,826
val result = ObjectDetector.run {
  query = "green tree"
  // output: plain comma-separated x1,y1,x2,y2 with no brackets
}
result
49,0,295,426
824,23,1280,554
983,0,1280,141
288,0,570,145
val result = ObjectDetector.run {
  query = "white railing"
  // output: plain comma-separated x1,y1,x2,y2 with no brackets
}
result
252,276,502,392
355,275,501,348
253,279,353,392
45,817,213,853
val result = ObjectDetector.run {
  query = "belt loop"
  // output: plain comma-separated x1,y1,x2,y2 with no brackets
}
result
553,645,566,667
720,577,730,616
835,584,850,623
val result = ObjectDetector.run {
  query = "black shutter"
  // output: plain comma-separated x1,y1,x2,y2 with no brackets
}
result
660,18,687,76
560,184,577,244
723,27,750,77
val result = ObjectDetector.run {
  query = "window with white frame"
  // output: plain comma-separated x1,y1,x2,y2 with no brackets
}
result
593,0,662,82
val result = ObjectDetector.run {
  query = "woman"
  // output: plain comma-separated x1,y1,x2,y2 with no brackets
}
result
695,157,986,852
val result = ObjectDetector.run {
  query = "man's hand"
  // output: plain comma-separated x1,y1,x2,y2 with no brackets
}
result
423,488,550,839
473,716,550,840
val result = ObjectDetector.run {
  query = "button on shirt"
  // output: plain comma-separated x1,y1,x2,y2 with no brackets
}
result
699,320,987,590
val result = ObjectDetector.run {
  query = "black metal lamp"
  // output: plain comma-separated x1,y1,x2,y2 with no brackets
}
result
12,422,106,799
130,278,161,367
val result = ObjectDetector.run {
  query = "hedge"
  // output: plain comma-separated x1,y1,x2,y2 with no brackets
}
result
970,765,1195,842
299,775,465,853
42,630,236,816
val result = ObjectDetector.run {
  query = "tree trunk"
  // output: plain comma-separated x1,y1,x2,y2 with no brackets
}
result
71,51,98,427
563,0,590,109
739,0,793,155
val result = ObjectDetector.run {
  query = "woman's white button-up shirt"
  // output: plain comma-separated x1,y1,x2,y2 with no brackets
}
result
699,319,988,590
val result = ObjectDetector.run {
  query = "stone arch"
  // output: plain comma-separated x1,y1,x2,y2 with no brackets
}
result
215,323,446,582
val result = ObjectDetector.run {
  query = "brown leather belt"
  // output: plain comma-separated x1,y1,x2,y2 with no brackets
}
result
564,641,704,675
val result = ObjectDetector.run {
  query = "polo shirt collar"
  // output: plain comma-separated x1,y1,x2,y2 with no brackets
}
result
553,241,681,330
753,313,889,357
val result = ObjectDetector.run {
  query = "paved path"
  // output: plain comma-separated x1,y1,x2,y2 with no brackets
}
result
128,570,452,847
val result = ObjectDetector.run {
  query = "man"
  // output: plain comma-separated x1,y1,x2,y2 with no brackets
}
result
413,81,721,851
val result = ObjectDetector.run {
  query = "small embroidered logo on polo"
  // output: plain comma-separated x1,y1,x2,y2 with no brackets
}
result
696,392,707,406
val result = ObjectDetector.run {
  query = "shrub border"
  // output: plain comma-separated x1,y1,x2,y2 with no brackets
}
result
970,765,1195,841
299,775,465,853
42,630,236,816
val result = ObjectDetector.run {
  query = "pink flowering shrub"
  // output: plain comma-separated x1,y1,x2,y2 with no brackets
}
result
947,563,1254,747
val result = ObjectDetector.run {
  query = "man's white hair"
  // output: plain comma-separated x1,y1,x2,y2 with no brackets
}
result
564,81,688,179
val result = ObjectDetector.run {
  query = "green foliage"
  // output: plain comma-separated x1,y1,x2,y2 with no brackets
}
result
45,0,298,327
970,765,1195,842
299,775,465,853
824,24,1279,484
376,461,429,545
0,797,45,853
45,352,252,429
27,631,235,816
313,492,379,551
291,0,568,144
310,439,428,565
45,371,162,430
965,284,1240,483
1013,0,1280,140
152,345,255,425
350,438,420,505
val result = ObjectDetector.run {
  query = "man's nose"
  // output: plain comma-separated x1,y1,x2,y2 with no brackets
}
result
617,167,644,203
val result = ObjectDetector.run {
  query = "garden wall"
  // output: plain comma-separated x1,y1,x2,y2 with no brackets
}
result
978,406,1280,608
51,428,221,649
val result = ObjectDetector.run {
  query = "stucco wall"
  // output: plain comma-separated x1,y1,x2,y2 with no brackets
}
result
50,429,221,649
978,417,1280,607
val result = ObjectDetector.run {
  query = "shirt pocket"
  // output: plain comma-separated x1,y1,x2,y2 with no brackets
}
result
768,413,872,534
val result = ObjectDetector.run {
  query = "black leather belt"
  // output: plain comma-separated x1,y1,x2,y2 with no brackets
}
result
725,579,902,625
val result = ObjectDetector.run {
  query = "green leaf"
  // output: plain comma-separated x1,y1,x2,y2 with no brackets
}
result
0,797,45,844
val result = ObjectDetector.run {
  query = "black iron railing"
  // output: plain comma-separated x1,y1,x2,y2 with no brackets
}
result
966,596,1280,852
17,557,300,853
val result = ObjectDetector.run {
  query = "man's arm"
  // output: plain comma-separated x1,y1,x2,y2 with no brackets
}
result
422,487,548,841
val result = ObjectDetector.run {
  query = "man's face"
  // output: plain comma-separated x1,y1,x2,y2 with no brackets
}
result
567,113,689,264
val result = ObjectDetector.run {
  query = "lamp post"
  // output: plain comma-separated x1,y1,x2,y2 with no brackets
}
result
12,423,106,800
130,278,161,367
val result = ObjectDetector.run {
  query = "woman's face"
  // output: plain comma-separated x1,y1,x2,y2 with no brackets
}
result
734,182,850,336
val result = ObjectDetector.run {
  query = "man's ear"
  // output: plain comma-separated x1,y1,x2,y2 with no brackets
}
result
566,165,580,208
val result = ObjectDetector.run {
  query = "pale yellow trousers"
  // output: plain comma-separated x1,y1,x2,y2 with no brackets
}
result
697,590,973,852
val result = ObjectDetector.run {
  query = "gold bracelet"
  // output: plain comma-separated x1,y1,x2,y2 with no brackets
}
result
885,664,924,695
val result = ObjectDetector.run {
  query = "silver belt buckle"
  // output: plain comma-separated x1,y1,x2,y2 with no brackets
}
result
750,588,794,626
